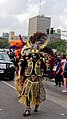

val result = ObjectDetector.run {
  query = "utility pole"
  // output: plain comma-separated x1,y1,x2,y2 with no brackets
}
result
39,0,41,16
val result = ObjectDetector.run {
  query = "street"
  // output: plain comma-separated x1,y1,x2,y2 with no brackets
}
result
0,79,67,119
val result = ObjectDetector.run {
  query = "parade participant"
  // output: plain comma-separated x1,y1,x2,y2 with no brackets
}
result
9,34,26,97
19,32,48,116
15,50,21,97
18,54,27,96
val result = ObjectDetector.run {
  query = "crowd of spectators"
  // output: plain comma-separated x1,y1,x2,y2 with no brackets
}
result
43,53,67,92
7,49,67,93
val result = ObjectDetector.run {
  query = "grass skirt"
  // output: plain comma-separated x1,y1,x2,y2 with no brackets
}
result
19,76,46,107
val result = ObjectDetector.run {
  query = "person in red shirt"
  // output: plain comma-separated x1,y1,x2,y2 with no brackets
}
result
48,54,55,79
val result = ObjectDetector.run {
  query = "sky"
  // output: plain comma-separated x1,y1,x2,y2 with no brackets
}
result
0,0,67,38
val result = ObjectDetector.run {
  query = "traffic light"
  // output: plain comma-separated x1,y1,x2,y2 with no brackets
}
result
51,28,53,34
46,29,49,34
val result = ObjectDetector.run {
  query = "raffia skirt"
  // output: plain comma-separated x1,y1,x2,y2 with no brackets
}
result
19,75,46,107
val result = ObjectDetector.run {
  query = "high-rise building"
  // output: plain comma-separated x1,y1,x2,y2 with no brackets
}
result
28,15,51,41
28,15,61,42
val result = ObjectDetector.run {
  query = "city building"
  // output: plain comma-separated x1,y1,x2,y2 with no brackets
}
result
9,31,28,42
50,29,61,42
9,31,19,42
28,15,51,41
2,32,9,38
28,15,61,42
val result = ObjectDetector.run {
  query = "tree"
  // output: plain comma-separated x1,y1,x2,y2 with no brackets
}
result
47,39,67,53
0,38,10,48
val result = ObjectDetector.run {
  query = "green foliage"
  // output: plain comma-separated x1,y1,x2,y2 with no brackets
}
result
47,40,67,53
0,38,10,48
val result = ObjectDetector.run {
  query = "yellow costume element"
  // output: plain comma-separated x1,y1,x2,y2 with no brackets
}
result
15,74,21,97
18,32,48,116
19,77,46,107
19,59,46,107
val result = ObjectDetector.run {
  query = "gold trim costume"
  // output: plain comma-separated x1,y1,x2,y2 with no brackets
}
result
19,32,48,116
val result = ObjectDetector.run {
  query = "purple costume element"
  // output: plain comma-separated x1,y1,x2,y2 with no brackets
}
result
56,62,62,73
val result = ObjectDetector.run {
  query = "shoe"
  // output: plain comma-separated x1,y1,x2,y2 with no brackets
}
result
54,83,58,86
23,109,31,116
34,109,38,112
62,90,67,93
59,85,61,87
34,105,39,112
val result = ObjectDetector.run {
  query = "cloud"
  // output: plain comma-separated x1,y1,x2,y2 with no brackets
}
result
0,0,67,37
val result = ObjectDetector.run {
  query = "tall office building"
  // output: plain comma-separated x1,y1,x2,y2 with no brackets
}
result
28,15,51,41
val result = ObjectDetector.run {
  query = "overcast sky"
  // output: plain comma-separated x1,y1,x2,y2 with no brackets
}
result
0,0,67,37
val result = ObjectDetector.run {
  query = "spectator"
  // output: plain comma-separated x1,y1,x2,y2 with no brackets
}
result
55,58,62,87
61,61,64,85
62,56,67,92
48,55,54,79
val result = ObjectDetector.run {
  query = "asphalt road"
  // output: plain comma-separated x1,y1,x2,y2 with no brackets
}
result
0,79,67,119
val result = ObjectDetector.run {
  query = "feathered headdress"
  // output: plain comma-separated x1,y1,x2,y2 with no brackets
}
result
27,32,48,51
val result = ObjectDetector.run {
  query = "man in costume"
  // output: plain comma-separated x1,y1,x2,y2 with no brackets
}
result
19,32,48,116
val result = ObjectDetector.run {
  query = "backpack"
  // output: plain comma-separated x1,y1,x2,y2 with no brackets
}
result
64,62,67,73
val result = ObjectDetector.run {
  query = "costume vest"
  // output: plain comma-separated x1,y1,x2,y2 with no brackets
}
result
25,59,43,76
